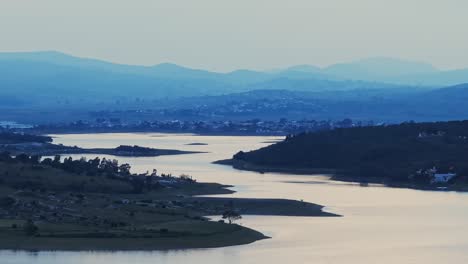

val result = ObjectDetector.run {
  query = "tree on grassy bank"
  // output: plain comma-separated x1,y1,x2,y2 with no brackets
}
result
0,152,196,194
222,210,242,224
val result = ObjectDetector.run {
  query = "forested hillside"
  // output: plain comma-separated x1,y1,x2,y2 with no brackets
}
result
233,120,468,186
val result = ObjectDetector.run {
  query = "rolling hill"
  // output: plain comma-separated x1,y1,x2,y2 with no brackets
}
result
2,51,468,123
0,51,443,109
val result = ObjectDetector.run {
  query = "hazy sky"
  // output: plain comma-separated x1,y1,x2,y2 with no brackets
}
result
1,0,467,72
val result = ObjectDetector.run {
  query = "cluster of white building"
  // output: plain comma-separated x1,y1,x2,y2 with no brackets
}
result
421,167,457,184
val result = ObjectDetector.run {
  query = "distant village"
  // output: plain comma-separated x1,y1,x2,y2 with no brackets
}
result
18,118,379,135
414,167,457,184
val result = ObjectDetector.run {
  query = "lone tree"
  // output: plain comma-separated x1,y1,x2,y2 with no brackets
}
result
222,210,242,224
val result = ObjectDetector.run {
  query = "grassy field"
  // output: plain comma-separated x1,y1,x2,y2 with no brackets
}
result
0,160,267,250
0,155,337,251
0,219,265,251
0,162,134,193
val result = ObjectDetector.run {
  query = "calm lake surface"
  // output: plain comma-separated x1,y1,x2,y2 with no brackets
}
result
4,133,468,264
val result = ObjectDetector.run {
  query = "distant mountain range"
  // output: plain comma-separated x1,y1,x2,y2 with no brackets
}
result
1,52,467,101
278,58,435,81
0,51,416,107
1,51,468,123
279,58,468,86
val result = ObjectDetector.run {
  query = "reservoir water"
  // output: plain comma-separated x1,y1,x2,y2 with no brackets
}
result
3,133,468,264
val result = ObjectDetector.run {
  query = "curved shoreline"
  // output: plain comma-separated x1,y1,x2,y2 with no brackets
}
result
0,225,268,252
0,166,336,252
215,159,468,192
214,159,339,175
0,194,337,251
1,143,204,157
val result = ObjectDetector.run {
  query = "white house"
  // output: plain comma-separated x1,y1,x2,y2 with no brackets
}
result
431,173,457,184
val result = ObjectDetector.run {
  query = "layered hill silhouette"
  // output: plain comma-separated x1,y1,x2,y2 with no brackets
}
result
1,51,468,122
2,51,467,106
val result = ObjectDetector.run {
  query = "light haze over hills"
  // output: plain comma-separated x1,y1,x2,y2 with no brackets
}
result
2,1,468,72
1,51,467,92
1,51,468,123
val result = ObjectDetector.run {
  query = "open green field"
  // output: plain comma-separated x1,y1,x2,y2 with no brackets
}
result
0,159,267,250
0,152,335,251
0,219,265,251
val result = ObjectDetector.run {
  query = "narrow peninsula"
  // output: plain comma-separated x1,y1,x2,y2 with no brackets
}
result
0,132,201,157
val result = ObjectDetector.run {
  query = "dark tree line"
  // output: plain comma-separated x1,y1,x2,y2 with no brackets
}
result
0,152,131,178
234,120,468,184
0,132,52,144
0,152,195,193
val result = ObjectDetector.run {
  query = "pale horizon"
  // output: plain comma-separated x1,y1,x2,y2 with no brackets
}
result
0,49,452,73
1,0,467,72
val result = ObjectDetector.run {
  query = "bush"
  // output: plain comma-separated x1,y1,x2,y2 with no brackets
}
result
0,196,16,208
23,220,39,236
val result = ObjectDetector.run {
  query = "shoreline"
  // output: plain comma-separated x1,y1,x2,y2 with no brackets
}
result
0,161,337,252
31,129,288,137
216,159,468,192
214,159,339,175
0,226,268,252
0,192,337,251
0,194,340,252
0,132,338,252
0,143,204,157
190,197,340,217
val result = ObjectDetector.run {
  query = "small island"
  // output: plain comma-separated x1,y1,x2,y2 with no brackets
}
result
185,143,208,146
